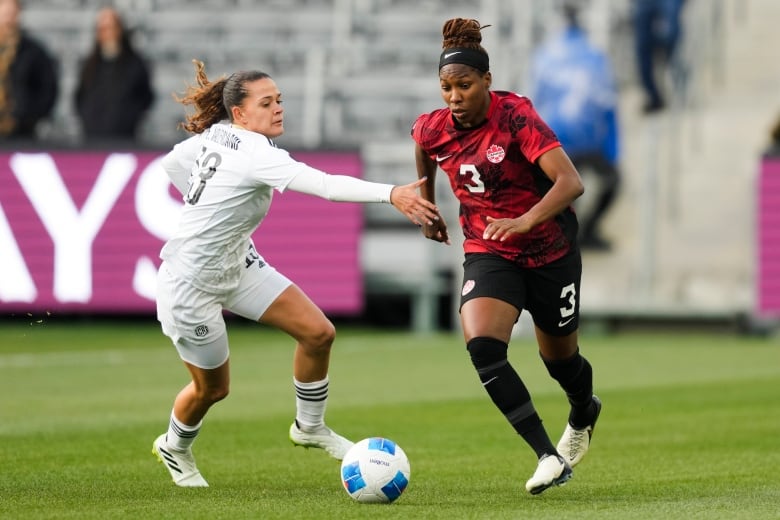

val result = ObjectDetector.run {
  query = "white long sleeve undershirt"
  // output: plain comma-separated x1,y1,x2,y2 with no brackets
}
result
285,166,394,204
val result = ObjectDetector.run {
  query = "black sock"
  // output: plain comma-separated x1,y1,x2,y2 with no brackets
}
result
468,337,556,458
541,348,595,428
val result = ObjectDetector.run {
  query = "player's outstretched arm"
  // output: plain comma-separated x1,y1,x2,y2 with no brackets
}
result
285,167,439,226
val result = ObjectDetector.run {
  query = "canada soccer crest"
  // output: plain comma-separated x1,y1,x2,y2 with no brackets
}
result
486,144,505,163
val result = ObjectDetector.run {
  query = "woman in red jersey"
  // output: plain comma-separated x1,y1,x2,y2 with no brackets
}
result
411,18,601,495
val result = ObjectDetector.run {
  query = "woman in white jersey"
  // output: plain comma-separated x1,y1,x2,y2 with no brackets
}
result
152,60,440,487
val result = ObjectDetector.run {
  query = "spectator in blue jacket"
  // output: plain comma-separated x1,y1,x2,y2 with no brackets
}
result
529,2,620,250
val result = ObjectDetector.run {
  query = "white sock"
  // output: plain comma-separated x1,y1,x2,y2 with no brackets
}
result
294,376,328,430
166,411,201,451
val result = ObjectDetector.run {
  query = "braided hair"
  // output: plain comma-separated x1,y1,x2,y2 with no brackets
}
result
441,18,489,53
438,19,491,73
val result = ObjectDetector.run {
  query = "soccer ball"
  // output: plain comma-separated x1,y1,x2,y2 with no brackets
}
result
340,437,411,503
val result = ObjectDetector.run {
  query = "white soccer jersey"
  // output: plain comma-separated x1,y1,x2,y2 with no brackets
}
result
160,123,393,293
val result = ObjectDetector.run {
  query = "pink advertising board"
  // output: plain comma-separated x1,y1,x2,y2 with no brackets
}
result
758,156,780,317
0,150,364,315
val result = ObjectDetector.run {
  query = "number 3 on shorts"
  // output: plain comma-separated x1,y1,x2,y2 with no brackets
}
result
559,283,576,319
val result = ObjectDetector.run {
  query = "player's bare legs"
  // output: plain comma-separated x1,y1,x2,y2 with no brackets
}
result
259,283,336,383
153,360,228,487
535,327,578,359
174,360,231,425
460,296,517,344
260,284,353,460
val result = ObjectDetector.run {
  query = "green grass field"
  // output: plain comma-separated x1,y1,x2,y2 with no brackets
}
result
1,319,779,519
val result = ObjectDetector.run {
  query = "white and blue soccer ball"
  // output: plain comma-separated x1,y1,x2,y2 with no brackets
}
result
340,437,411,503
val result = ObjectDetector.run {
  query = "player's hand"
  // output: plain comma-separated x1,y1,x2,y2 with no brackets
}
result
422,217,451,245
390,178,441,226
482,215,533,241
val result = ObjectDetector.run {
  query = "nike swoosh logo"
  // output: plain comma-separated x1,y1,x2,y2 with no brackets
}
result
444,51,462,59
436,154,452,162
482,376,498,386
558,316,575,327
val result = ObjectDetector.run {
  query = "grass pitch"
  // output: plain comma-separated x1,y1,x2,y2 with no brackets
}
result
0,318,778,519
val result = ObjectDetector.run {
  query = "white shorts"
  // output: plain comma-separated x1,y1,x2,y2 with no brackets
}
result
156,256,292,369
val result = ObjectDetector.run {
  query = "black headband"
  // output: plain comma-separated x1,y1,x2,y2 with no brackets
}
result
438,47,489,72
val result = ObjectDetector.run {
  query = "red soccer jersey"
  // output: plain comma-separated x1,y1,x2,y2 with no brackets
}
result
411,90,579,267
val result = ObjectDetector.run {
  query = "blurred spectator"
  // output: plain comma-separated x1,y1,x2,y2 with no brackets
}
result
74,7,154,143
767,113,780,157
0,0,58,140
529,2,621,251
633,0,687,113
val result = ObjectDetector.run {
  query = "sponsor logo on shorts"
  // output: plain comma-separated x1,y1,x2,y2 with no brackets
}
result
558,316,575,328
486,144,505,164
195,325,209,337
462,279,476,296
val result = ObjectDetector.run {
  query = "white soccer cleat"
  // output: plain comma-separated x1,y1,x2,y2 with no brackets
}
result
152,434,209,487
525,453,573,495
557,395,602,467
289,421,354,461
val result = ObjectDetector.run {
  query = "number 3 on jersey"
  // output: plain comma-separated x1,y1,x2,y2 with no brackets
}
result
459,164,485,193
185,147,222,204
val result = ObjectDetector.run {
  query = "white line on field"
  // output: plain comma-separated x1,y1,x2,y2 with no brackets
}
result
0,350,128,368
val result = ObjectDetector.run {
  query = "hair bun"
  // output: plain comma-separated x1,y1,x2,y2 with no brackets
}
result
441,18,490,50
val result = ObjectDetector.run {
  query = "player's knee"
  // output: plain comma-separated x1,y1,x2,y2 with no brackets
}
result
314,319,336,348
195,382,230,405
209,385,230,403
466,336,508,368
301,319,336,354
